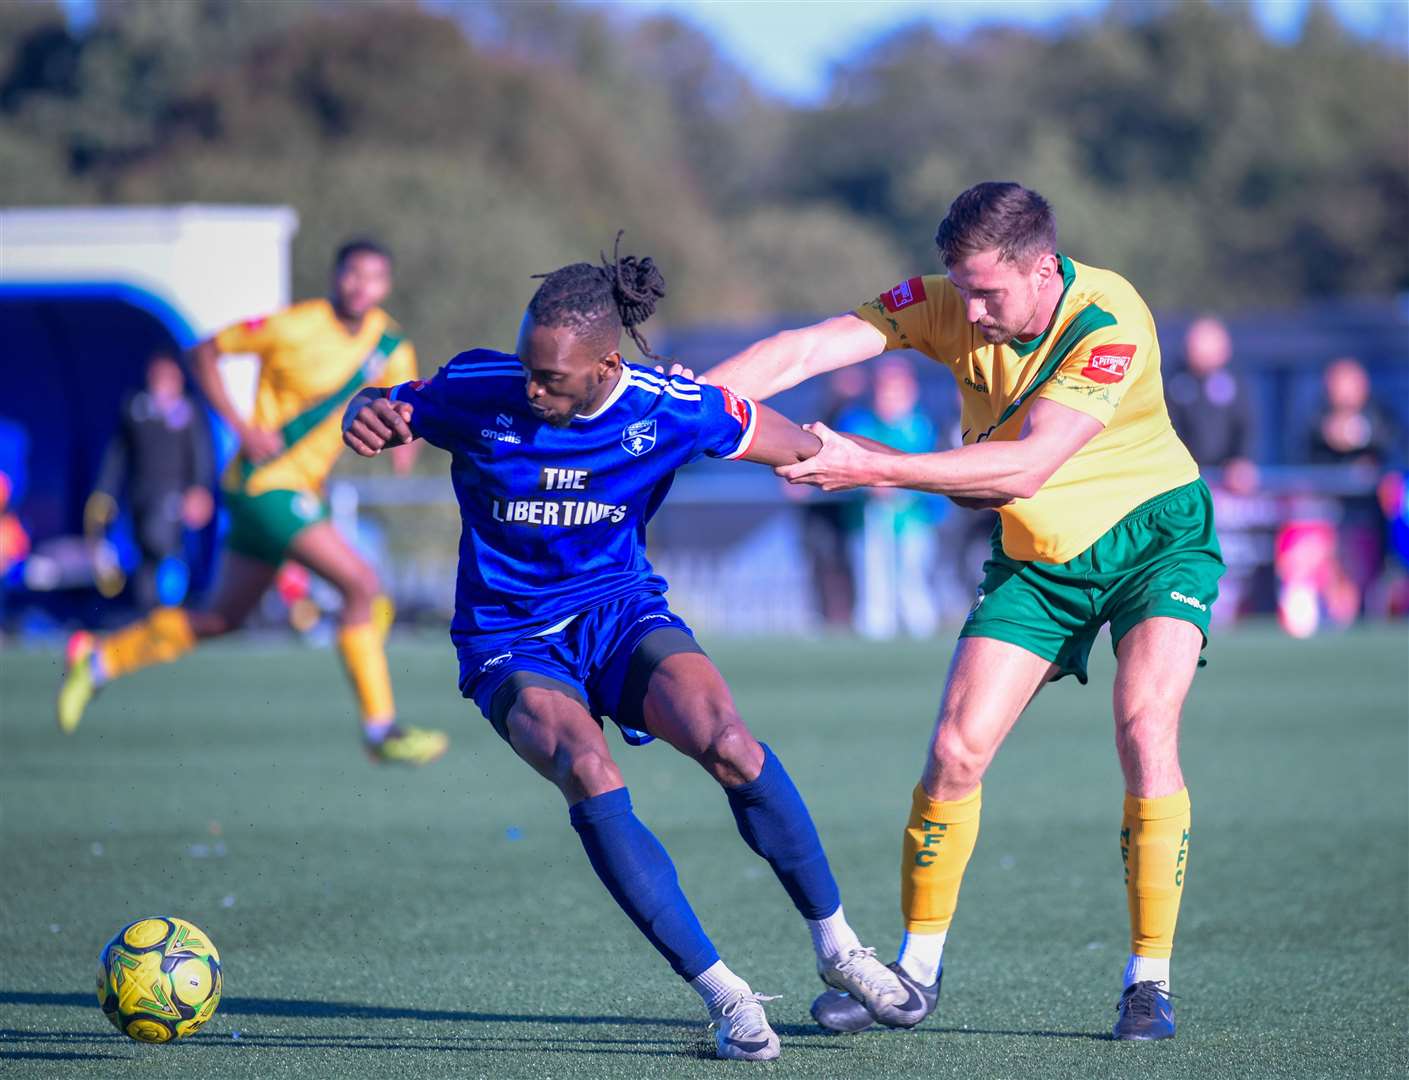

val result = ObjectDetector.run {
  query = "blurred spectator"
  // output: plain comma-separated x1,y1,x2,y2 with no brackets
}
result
1300,357,1402,619
87,351,215,610
1275,357,1405,632
1307,357,1400,468
837,357,946,638
1166,316,1265,624
794,366,868,629
1166,316,1259,494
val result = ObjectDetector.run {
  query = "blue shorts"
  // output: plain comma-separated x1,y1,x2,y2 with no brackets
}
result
457,592,703,746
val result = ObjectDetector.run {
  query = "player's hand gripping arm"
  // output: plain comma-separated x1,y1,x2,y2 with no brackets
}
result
824,430,1012,509
342,387,417,457
189,338,284,464
700,315,888,400
778,397,1102,500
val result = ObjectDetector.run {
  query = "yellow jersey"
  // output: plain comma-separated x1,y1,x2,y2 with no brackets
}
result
853,256,1198,563
214,299,416,497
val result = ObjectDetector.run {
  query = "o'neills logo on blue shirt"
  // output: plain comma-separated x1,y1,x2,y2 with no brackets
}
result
480,412,521,444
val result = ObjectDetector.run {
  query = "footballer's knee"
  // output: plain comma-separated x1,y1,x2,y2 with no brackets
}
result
560,748,625,801
698,716,764,787
1115,694,1182,755
924,721,992,799
337,573,379,624
1114,703,1183,795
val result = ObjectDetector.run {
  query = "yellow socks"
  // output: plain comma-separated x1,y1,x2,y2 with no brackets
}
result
97,606,196,680
901,783,982,934
1121,788,1191,973
336,621,395,726
896,783,1189,989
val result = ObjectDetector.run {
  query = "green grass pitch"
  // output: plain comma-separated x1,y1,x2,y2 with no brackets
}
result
1,625,1405,1078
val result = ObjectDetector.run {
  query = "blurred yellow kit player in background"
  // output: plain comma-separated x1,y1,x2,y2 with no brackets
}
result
59,239,448,766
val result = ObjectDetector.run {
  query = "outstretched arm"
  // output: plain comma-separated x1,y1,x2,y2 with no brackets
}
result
342,386,417,457
778,398,1102,501
702,314,887,401
739,403,823,467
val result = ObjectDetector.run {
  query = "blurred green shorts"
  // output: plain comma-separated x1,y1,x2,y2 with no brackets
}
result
222,487,329,566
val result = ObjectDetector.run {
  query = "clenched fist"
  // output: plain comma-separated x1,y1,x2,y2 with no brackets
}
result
343,397,415,457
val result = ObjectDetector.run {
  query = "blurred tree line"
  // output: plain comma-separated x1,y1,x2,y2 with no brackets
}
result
2,0,1405,373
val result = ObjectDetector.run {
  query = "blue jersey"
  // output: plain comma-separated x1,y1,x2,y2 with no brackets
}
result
391,350,759,654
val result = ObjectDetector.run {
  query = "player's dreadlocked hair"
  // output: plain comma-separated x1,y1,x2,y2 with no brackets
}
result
528,232,668,361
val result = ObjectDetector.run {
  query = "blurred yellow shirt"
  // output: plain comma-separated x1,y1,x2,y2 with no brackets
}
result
214,299,416,497
853,256,1198,563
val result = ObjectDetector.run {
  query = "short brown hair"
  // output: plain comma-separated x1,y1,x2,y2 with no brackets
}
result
934,182,1056,268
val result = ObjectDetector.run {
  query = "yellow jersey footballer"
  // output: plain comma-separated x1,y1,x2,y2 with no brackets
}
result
702,183,1224,1042
58,240,448,766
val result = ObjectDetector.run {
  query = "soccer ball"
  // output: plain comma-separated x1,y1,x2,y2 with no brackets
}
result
96,916,222,1042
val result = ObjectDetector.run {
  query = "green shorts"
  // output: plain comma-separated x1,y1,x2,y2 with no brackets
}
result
960,478,1225,683
222,488,329,566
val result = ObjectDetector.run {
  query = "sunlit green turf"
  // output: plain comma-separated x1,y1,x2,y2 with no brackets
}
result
2,624,1406,1078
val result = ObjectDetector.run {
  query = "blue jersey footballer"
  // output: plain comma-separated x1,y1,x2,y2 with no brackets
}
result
341,239,913,1061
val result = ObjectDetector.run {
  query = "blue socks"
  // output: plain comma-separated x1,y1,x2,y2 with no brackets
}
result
569,787,719,980
567,747,840,983
725,743,841,920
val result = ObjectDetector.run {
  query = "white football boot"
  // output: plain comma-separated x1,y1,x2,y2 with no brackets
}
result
817,946,924,1027
710,990,781,1061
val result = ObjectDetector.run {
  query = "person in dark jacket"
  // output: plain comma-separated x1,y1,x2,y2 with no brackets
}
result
1307,356,1401,469
88,351,214,609
1305,356,1403,615
1166,316,1258,495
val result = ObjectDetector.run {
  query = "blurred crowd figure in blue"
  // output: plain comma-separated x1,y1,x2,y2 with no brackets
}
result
836,357,946,639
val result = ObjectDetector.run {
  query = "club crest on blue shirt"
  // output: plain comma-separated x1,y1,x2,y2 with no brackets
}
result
621,420,657,458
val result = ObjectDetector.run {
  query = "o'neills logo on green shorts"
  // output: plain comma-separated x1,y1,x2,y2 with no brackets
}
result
1169,590,1206,612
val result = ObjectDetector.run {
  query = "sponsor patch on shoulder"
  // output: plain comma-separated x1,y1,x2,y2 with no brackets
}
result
1081,344,1136,384
880,276,927,313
